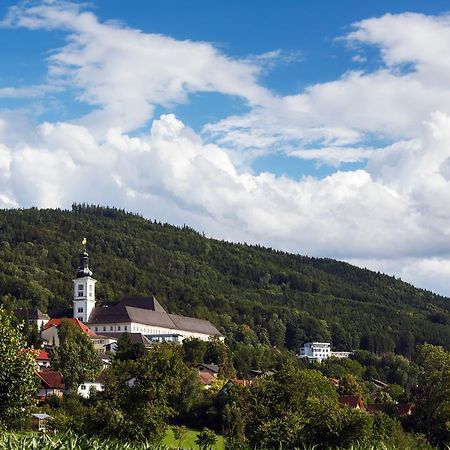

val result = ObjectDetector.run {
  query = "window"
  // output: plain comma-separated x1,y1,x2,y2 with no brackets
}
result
103,327,106,332
80,385,86,390
78,307,83,313
124,326,128,331
95,327,98,332
110,326,113,331
89,285,93,291
78,284,83,291
118,326,121,331
78,292,83,297
78,317,83,322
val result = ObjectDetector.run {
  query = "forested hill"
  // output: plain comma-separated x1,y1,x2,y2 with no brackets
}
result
1,205,450,355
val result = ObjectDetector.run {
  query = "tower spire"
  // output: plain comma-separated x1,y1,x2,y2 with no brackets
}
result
73,238,96,323
76,238,93,278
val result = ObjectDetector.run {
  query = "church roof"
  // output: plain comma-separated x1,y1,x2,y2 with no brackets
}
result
119,296,165,312
88,297,222,337
169,314,222,336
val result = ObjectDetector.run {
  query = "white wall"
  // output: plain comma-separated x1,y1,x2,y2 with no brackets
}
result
89,321,222,342
77,382,103,398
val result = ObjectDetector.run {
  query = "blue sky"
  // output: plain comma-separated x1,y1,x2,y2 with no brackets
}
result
1,1,450,295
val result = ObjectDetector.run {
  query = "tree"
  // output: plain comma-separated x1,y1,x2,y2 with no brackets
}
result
183,337,207,366
116,332,145,361
338,374,364,397
205,339,235,379
412,343,450,445
0,307,38,428
195,427,217,450
91,343,189,442
245,364,338,448
52,320,101,391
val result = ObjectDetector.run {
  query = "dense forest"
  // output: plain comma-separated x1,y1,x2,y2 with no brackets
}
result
1,204,450,356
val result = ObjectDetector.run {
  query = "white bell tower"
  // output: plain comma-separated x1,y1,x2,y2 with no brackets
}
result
73,242,96,323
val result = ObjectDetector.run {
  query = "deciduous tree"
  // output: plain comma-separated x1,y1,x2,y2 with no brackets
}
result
0,307,38,428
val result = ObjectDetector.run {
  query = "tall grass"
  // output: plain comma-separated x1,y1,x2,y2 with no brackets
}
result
0,432,444,449
0,432,168,450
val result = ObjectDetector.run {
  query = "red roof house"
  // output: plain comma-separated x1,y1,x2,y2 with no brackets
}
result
339,395,365,410
37,371,65,399
41,318,97,347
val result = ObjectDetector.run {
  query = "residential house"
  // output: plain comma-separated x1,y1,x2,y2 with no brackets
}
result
77,372,107,398
37,371,65,399
41,318,97,347
299,342,351,362
16,308,50,330
338,395,365,410
90,334,118,352
197,363,220,376
33,350,51,371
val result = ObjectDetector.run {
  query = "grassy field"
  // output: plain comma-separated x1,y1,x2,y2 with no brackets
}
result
163,428,224,449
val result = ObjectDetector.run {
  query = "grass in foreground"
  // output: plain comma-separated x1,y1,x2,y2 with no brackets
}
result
163,428,224,449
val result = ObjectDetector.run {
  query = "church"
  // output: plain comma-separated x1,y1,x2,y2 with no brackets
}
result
57,247,223,342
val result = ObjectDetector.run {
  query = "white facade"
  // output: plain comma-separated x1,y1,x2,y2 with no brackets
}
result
77,381,103,398
299,342,351,362
89,322,221,342
41,325,61,347
299,342,331,362
73,275,96,323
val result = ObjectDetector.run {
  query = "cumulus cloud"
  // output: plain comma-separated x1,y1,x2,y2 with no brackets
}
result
0,113,447,260
208,13,450,166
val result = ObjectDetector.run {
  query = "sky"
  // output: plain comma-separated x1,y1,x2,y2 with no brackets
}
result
1,1,450,295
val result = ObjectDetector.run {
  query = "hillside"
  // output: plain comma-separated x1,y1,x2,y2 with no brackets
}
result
1,204,450,355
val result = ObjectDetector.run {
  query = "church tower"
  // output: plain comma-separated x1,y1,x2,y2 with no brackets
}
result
73,244,96,323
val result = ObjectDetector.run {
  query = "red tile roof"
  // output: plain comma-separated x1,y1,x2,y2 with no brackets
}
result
43,318,97,337
37,350,50,360
199,372,215,385
37,371,65,389
339,395,365,409
23,349,50,360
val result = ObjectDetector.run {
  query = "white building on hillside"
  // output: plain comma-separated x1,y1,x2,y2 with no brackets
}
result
49,246,223,343
299,342,351,362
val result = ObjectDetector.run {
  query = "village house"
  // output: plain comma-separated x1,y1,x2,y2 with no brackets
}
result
77,372,107,398
299,342,352,362
16,307,50,330
41,317,97,347
28,349,51,370
338,395,365,410
37,371,65,400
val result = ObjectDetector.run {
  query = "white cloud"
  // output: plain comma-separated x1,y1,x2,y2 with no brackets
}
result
2,1,273,136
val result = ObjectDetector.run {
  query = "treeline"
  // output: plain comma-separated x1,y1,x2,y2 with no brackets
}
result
1,205,450,356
